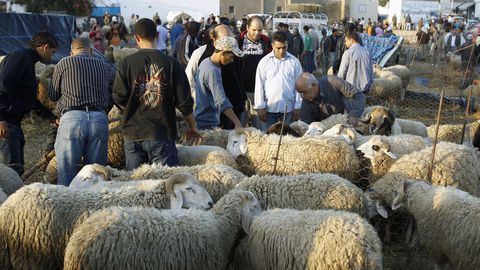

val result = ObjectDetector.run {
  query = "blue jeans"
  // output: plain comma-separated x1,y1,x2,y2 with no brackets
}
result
124,139,178,171
303,51,315,73
0,123,25,176
55,111,108,186
260,112,293,131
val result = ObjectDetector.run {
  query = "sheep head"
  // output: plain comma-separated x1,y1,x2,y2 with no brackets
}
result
358,136,396,161
164,173,213,211
391,179,417,211
265,121,301,137
289,120,309,136
214,190,262,234
304,122,327,136
227,128,256,157
365,188,389,219
360,107,396,135
69,164,110,189
321,124,358,145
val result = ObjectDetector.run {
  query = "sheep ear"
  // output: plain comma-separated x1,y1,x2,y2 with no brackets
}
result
170,187,183,210
359,113,371,124
376,201,388,218
391,181,408,211
241,206,252,234
371,145,380,152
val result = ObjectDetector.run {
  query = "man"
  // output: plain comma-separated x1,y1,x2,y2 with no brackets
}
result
195,36,243,130
417,25,430,61
170,18,184,51
174,21,200,69
155,18,169,54
254,31,303,131
291,27,304,59
48,38,114,186
392,14,397,30
301,25,315,73
113,18,200,170
295,73,365,126
185,24,247,128
405,14,412,31
238,15,272,128
337,32,373,93
279,23,294,55
0,32,57,176
324,29,339,70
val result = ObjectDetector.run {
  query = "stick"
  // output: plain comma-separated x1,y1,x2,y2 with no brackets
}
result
22,150,55,181
427,88,445,183
272,106,288,175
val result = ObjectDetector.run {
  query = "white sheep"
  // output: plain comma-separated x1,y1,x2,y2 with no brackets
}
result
368,72,405,105
197,128,231,148
389,180,480,270
366,141,480,208
289,120,310,136
177,144,238,168
0,163,23,196
374,64,411,89
235,173,367,216
360,106,402,136
233,208,383,270
227,128,361,180
63,190,261,270
0,173,213,270
427,122,480,145
74,163,246,202
395,118,428,137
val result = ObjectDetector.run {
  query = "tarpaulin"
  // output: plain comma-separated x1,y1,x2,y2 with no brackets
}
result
0,13,76,63
361,34,400,64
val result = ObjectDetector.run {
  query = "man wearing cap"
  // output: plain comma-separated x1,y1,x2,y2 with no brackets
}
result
254,31,303,131
194,36,243,130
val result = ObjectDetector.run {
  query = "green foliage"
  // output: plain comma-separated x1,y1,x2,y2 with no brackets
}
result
379,0,390,7
15,0,93,16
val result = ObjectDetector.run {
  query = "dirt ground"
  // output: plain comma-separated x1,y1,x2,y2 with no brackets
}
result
20,52,476,269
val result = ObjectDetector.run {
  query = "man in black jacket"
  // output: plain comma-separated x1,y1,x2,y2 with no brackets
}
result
0,32,58,176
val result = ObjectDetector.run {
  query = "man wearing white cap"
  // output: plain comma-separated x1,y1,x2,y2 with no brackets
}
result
194,36,244,130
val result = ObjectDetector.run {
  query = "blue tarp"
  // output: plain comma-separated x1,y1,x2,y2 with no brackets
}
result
361,34,399,64
91,7,121,17
0,13,76,63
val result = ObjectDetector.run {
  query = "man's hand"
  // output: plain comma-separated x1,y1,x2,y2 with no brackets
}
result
348,116,359,127
0,121,8,140
257,109,267,122
185,127,202,146
293,109,301,121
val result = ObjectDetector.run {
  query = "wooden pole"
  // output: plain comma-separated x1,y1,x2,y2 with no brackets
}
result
272,106,288,175
427,88,445,182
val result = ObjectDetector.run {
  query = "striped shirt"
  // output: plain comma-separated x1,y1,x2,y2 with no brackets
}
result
48,52,115,115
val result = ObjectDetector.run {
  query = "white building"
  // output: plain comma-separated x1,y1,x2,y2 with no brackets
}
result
349,0,378,21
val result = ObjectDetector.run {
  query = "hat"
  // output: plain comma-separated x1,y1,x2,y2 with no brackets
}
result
214,36,244,57
112,16,118,22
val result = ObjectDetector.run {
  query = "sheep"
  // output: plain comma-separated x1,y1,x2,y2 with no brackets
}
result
63,190,261,270
197,128,231,148
177,144,238,169
366,142,480,208
0,188,6,204
389,180,480,270
368,73,405,105
226,128,361,180
360,106,402,135
374,64,411,89
265,121,302,137
0,163,24,196
427,122,480,145
395,118,428,137
233,208,383,270
289,120,310,136
317,113,349,130
303,121,328,136
235,173,367,216
112,47,139,63
0,173,213,270
73,163,246,202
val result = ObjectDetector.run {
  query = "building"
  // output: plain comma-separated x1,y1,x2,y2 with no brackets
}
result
220,0,378,22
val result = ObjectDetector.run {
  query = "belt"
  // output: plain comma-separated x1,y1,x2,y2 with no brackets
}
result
61,106,105,115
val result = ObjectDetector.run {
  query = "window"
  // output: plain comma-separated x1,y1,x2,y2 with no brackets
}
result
277,6,282,12
229,6,234,13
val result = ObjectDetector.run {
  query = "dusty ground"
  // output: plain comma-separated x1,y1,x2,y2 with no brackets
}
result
20,46,475,269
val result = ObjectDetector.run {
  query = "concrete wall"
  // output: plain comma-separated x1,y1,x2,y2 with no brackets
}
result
350,0,378,21
220,0,261,18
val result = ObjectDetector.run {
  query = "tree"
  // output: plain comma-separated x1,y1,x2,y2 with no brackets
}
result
15,0,93,16
379,0,390,7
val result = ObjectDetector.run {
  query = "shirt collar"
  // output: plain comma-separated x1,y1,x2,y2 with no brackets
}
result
266,51,292,60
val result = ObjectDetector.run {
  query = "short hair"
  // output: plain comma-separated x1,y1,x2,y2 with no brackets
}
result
346,32,360,43
278,22,284,28
272,31,287,43
284,23,289,28
70,38,91,51
247,15,264,27
303,25,309,31
154,18,161,25
134,18,157,41
30,32,58,49
185,21,200,35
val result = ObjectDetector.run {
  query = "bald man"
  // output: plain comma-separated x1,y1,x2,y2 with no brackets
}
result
48,38,115,186
238,15,272,128
295,73,365,126
186,24,247,129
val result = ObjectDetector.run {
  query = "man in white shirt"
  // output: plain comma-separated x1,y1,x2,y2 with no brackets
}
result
155,18,168,54
254,31,303,131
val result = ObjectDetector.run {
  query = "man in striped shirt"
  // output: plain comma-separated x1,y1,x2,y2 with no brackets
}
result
48,38,115,186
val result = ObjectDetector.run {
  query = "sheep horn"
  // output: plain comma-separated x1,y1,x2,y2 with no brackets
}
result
91,164,110,181
164,173,192,198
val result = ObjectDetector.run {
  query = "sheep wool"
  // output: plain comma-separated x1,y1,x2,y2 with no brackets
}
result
64,190,261,270
107,106,124,167
228,128,360,180
236,173,367,216
368,74,405,105
391,180,480,270
395,118,428,137
427,122,480,144
234,209,383,270
197,128,231,148
0,163,23,195
177,144,238,169
374,64,411,89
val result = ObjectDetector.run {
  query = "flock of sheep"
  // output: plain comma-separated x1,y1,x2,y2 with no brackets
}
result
0,57,479,269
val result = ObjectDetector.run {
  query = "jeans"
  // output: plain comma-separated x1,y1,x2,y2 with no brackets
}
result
246,92,260,129
0,123,25,176
124,139,178,171
302,51,315,73
260,112,293,131
55,111,108,186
